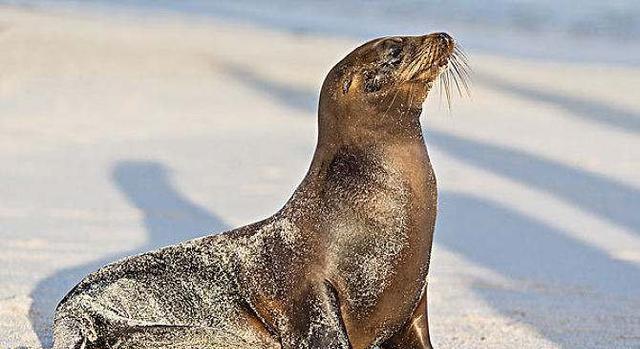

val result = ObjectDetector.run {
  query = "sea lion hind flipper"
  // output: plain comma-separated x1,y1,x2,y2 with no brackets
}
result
52,317,88,349
380,288,433,349
90,322,262,349
53,307,253,349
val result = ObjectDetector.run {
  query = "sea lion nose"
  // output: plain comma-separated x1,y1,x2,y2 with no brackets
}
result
424,32,455,52
433,32,453,44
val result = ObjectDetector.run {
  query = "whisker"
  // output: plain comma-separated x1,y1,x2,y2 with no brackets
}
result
403,44,427,79
449,63,464,97
450,57,471,97
438,69,444,107
406,81,417,113
399,38,471,111
456,57,472,80
454,46,469,62
456,49,472,93
382,86,401,119
442,69,452,111
408,42,434,79
453,50,472,78
440,44,472,107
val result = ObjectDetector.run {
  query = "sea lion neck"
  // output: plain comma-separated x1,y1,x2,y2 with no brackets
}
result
300,106,429,191
316,94,426,147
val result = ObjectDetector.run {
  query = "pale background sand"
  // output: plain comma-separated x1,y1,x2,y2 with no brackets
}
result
0,5,639,349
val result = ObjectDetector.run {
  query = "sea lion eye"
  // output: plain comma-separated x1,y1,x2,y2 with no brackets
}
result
384,45,403,67
389,46,402,58
363,70,382,93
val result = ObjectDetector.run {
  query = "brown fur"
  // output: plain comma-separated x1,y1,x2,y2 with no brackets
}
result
53,32,460,349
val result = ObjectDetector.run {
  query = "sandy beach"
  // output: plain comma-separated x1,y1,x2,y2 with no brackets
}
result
0,5,639,348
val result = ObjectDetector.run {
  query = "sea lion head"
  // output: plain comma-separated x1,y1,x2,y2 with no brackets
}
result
319,32,469,140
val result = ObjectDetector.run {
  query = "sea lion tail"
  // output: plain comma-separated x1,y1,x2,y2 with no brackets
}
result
52,317,87,349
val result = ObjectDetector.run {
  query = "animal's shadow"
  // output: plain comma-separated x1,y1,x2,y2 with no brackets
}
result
28,160,228,347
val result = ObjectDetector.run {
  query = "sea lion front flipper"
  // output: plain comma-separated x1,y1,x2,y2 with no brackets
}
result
278,281,352,349
380,288,434,349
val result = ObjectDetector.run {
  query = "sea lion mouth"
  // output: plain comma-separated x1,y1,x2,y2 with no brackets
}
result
401,33,471,106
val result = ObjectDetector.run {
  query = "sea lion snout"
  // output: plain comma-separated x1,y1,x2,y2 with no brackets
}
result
426,32,455,63
430,32,454,45
406,32,457,78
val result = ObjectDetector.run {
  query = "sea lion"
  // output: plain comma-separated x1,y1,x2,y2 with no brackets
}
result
52,32,469,349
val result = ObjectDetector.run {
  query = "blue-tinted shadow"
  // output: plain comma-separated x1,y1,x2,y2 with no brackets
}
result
221,62,319,115
428,130,639,235
29,160,228,347
438,191,638,295
477,73,640,134
437,191,640,347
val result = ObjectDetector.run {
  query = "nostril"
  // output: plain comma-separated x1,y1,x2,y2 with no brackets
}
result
422,32,455,47
436,32,452,42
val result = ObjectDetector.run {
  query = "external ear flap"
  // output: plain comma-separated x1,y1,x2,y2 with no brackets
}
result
342,77,352,94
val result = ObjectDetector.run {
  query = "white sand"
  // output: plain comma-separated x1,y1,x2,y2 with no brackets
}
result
0,6,639,349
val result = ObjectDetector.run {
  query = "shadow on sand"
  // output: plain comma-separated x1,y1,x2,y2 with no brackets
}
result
428,130,640,235
477,73,640,134
437,191,640,347
221,62,319,115
28,160,228,347
219,62,640,347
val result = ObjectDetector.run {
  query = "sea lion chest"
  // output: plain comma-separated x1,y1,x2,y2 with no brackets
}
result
321,144,435,346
